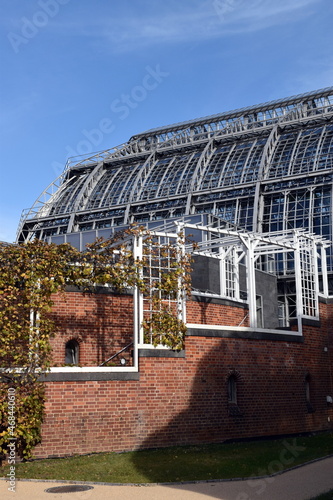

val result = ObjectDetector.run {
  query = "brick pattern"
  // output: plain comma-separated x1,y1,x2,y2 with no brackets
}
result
187,300,249,326
32,294,333,458
49,292,134,367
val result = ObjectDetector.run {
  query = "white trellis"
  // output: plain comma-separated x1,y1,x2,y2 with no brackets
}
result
184,223,326,332
133,228,187,348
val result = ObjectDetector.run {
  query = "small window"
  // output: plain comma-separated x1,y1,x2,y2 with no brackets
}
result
256,295,263,328
305,375,311,403
305,374,314,413
65,340,79,365
228,375,237,404
278,300,288,327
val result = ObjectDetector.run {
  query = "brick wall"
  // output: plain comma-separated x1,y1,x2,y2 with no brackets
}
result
187,298,249,326
31,293,333,458
50,291,134,367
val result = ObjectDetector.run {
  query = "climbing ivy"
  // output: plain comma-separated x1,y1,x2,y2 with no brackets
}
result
0,227,192,459
0,240,82,459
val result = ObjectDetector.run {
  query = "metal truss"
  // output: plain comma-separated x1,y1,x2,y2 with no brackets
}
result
116,222,328,348
183,222,327,332
17,87,333,279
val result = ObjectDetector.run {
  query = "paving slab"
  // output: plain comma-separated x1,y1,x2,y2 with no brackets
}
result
1,456,333,500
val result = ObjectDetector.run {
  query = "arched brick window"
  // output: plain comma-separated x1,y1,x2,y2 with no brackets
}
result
227,374,237,404
65,339,79,365
305,373,314,413
226,370,242,416
305,374,311,403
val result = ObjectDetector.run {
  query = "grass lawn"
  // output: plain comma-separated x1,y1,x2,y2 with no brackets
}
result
1,432,332,484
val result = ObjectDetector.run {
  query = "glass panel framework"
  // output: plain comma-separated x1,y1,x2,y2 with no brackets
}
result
17,87,333,283
298,237,318,318
219,246,239,299
131,222,325,346
185,223,324,330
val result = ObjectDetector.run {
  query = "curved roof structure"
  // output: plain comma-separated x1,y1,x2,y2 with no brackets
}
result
18,87,333,267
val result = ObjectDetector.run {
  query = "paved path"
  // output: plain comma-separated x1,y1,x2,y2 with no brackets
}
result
1,456,333,500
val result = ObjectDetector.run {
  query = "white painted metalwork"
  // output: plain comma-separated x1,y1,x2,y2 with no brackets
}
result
17,87,333,295
139,229,185,347
183,222,327,332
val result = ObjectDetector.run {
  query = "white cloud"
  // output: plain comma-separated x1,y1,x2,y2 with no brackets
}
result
79,0,321,50
229,0,319,21
222,0,322,33
41,0,322,51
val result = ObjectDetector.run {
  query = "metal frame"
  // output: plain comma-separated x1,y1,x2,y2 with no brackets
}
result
184,222,326,332
49,227,188,372
9,221,329,377
17,87,333,282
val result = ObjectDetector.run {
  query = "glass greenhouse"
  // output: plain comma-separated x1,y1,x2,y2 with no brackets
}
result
18,86,333,270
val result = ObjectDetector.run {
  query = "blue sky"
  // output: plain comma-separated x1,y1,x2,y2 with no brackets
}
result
1,0,332,242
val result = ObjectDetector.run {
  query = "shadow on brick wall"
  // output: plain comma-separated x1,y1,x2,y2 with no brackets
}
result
50,291,134,366
130,334,333,492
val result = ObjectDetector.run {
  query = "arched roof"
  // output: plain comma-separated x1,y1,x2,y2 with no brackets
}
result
17,87,333,260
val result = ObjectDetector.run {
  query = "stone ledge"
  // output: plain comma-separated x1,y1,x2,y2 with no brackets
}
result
187,328,304,342
39,371,140,382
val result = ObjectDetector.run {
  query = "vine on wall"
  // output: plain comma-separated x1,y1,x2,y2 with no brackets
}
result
0,227,192,459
